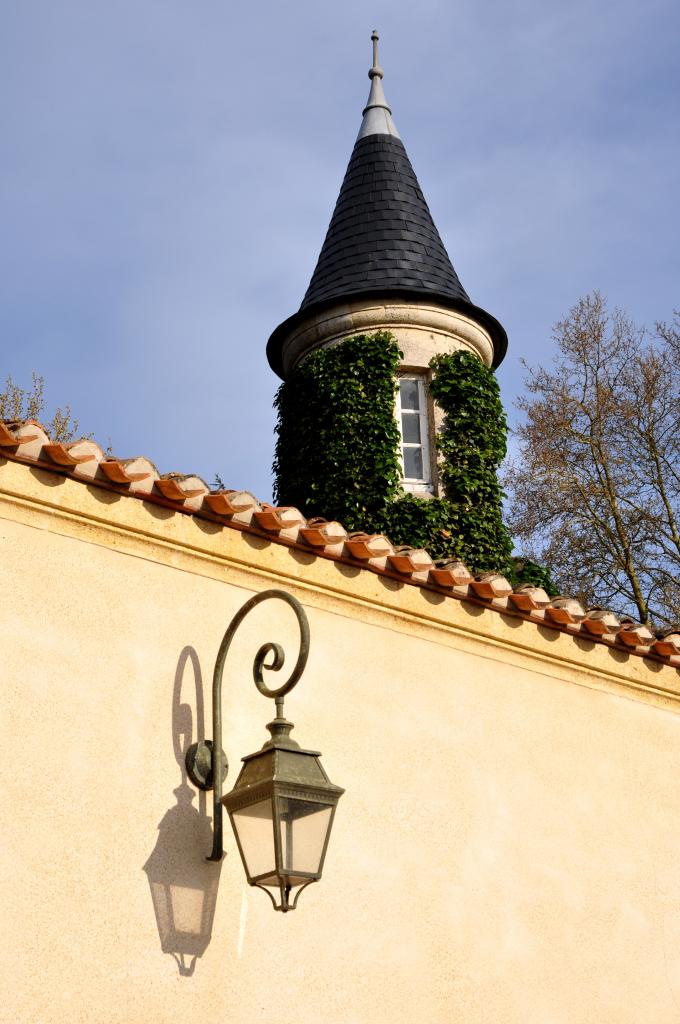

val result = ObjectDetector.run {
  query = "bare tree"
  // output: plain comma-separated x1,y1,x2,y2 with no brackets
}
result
0,372,83,443
506,293,680,630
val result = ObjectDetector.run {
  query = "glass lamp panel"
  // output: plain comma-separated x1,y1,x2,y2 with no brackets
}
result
401,413,421,443
277,798,333,876
399,378,420,410
403,447,423,480
230,799,276,880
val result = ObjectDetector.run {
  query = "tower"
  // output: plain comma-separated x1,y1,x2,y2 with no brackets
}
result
268,32,508,498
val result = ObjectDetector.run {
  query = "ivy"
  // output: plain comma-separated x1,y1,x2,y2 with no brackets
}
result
273,332,555,584
506,557,559,596
273,332,403,528
373,493,461,561
425,351,513,572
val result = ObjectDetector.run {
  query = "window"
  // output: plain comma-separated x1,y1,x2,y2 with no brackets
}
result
396,376,432,491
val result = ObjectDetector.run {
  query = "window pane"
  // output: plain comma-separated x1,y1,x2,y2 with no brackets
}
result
402,413,421,443
404,447,423,480
278,798,332,876
399,379,419,411
230,800,275,880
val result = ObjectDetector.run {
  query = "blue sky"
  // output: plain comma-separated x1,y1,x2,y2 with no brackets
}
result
1,0,678,499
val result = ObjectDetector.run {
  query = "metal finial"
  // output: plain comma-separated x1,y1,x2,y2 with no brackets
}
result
358,28,399,140
369,29,383,79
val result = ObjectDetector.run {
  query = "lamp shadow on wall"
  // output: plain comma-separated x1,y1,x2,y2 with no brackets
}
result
143,647,223,977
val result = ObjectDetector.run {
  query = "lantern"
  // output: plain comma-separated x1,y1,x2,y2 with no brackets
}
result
186,589,344,913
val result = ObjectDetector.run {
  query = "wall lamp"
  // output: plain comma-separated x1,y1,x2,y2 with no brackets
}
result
186,589,344,913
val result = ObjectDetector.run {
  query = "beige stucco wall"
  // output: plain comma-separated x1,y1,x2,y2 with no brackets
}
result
2,458,680,1023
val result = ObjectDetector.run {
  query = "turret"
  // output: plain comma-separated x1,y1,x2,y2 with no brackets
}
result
268,32,507,496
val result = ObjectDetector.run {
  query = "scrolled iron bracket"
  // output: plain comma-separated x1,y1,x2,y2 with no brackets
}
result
185,589,310,862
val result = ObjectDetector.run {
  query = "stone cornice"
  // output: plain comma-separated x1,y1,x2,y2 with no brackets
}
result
278,297,495,375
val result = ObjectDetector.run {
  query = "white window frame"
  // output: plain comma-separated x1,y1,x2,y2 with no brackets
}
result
396,375,433,493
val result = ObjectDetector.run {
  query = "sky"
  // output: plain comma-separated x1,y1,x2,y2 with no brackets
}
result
1,0,678,500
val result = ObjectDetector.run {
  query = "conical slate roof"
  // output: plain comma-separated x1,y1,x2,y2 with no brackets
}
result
300,133,471,310
267,33,507,377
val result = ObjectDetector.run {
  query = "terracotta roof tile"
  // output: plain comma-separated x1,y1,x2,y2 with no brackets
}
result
617,620,655,649
2,419,51,460
99,457,154,486
429,559,475,591
69,441,113,480
299,518,348,557
544,597,586,626
509,584,551,613
388,546,435,580
204,490,261,525
581,607,621,636
345,533,394,567
156,473,209,509
42,440,98,468
0,417,677,673
653,633,680,658
470,573,514,602
253,504,306,542
0,421,39,446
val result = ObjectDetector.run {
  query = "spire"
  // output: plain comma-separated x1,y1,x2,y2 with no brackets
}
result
296,34,470,317
266,31,508,378
357,31,400,140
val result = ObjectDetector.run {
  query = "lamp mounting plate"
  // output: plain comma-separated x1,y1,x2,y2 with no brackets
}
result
185,741,228,791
